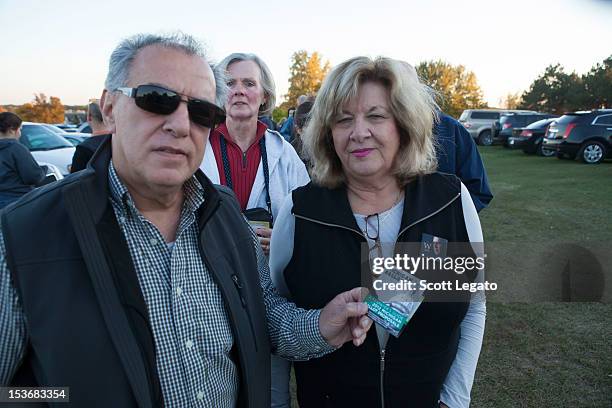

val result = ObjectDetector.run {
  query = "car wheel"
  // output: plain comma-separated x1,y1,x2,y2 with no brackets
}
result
538,144,556,157
579,141,606,164
478,130,493,146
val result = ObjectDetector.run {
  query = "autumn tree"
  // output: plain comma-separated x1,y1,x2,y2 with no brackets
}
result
282,50,330,109
15,94,65,123
499,92,522,109
416,60,486,118
519,64,588,114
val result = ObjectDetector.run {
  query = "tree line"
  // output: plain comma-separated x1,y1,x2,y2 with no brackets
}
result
278,53,611,119
3,54,609,124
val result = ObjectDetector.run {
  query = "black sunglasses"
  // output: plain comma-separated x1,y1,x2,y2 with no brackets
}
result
115,84,225,128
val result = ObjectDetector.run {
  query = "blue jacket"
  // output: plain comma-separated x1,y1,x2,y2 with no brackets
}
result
434,113,493,211
279,116,294,142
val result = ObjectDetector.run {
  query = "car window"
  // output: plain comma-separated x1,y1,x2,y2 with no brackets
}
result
459,111,469,121
471,111,499,120
593,114,612,125
555,115,580,125
526,119,553,129
20,125,73,150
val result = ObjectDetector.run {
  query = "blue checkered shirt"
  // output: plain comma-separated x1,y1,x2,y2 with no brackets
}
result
0,162,333,406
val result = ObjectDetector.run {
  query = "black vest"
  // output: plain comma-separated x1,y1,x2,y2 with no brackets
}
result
285,173,474,408
1,138,271,407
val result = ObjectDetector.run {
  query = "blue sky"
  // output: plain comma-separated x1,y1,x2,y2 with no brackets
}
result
0,0,610,107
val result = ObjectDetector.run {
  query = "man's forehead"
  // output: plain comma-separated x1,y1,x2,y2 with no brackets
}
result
128,45,216,99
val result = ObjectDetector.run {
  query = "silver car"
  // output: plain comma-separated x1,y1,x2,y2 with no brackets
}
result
459,109,538,145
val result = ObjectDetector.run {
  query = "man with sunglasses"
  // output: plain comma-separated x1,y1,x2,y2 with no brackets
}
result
0,32,372,407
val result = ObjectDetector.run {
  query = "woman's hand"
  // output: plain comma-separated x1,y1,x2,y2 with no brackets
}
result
256,227,272,256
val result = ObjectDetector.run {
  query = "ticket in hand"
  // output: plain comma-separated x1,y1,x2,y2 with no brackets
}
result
364,294,421,338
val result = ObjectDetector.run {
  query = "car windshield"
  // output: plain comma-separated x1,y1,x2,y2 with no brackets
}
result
459,111,469,121
499,116,513,124
42,124,68,135
20,124,73,151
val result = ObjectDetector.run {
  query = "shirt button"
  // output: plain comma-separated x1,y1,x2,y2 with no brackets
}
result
186,340,194,349
196,391,204,401
176,287,183,296
150,238,158,246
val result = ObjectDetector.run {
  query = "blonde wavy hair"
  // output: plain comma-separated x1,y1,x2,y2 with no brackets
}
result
302,56,439,188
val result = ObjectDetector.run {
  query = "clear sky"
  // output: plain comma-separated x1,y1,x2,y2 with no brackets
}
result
0,0,610,107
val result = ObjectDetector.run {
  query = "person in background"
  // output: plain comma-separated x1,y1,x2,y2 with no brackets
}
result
200,52,309,256
70,101,110,172
291,100,314,168
434,112,493,211
279,94,308,141
199,53,310,408
0,112,46,208
270,56,485,408
258,114,277,131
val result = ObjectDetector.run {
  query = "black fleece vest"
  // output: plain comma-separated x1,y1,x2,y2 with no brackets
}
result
285,173,474,408
1,140,271,407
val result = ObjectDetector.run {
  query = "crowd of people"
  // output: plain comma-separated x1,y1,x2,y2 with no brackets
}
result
0,31,492,408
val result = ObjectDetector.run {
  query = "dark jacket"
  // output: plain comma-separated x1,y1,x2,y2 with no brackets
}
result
0,138,45,197
70,134,108,173
285,174,474,408
2,138,271,407
434,113,493,212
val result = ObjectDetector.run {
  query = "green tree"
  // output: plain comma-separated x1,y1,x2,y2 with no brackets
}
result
519,64,588,114
272,107,288,124
416,60,486,118
15,94,65,123
583,55,612,109
282,50,330,110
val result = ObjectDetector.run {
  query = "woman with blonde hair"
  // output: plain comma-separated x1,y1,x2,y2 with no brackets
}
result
270,56,486,407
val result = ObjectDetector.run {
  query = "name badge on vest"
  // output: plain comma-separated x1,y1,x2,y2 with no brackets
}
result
421,233,448,258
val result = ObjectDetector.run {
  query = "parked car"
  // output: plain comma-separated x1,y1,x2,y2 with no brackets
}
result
62,134,89,146
37,161,64,183
458,109,538,146
507,118,558,156
493,112,556,146
77,122,92,134
542,109,612,164
19,122,76,175
41,124,90,146
54,123,79,133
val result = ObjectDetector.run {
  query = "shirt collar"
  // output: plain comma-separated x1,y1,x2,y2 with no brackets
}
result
214,120,268,148
108,160,206,218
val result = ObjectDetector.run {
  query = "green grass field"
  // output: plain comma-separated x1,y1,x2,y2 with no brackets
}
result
470,147,611,407
290,146,612,407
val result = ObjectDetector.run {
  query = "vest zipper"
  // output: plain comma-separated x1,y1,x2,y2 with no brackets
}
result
380,348,386,408
293,214,365,239
396,192,461,239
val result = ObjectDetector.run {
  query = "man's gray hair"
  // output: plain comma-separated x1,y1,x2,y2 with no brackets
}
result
217,53,276,117
104,32,227,106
